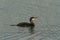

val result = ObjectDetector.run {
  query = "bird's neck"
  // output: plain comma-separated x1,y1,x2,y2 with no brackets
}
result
30,19,34,24
30,21,34,24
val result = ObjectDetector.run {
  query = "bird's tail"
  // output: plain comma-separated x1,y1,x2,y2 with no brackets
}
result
10,25,17,26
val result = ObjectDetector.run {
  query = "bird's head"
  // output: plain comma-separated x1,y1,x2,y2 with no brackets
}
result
30,17,37,22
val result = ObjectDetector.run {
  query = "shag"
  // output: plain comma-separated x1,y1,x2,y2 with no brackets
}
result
11,17,37,33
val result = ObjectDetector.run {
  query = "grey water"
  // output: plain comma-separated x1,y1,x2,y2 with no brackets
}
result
0,0,60,40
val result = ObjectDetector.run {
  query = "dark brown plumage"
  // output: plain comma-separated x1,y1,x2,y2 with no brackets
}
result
10,17,37,33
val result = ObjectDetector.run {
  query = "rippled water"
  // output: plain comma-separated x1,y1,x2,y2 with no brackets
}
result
0,0,60,40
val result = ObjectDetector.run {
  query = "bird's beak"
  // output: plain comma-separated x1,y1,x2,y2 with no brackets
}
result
32,17,37,20
35,17,38,20
36,17,37,18
35,17,37,19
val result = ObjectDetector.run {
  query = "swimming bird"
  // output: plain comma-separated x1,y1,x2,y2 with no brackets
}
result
10,17,37,33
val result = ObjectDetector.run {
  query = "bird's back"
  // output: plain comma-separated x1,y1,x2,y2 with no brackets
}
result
17,22,34,27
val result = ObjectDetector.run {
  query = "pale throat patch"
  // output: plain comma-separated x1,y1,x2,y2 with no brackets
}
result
32,18,36,21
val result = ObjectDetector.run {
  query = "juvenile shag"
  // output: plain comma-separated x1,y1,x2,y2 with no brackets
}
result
11,17,37,33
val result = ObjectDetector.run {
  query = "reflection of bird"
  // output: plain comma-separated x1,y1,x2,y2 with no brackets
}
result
10,17,37,33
